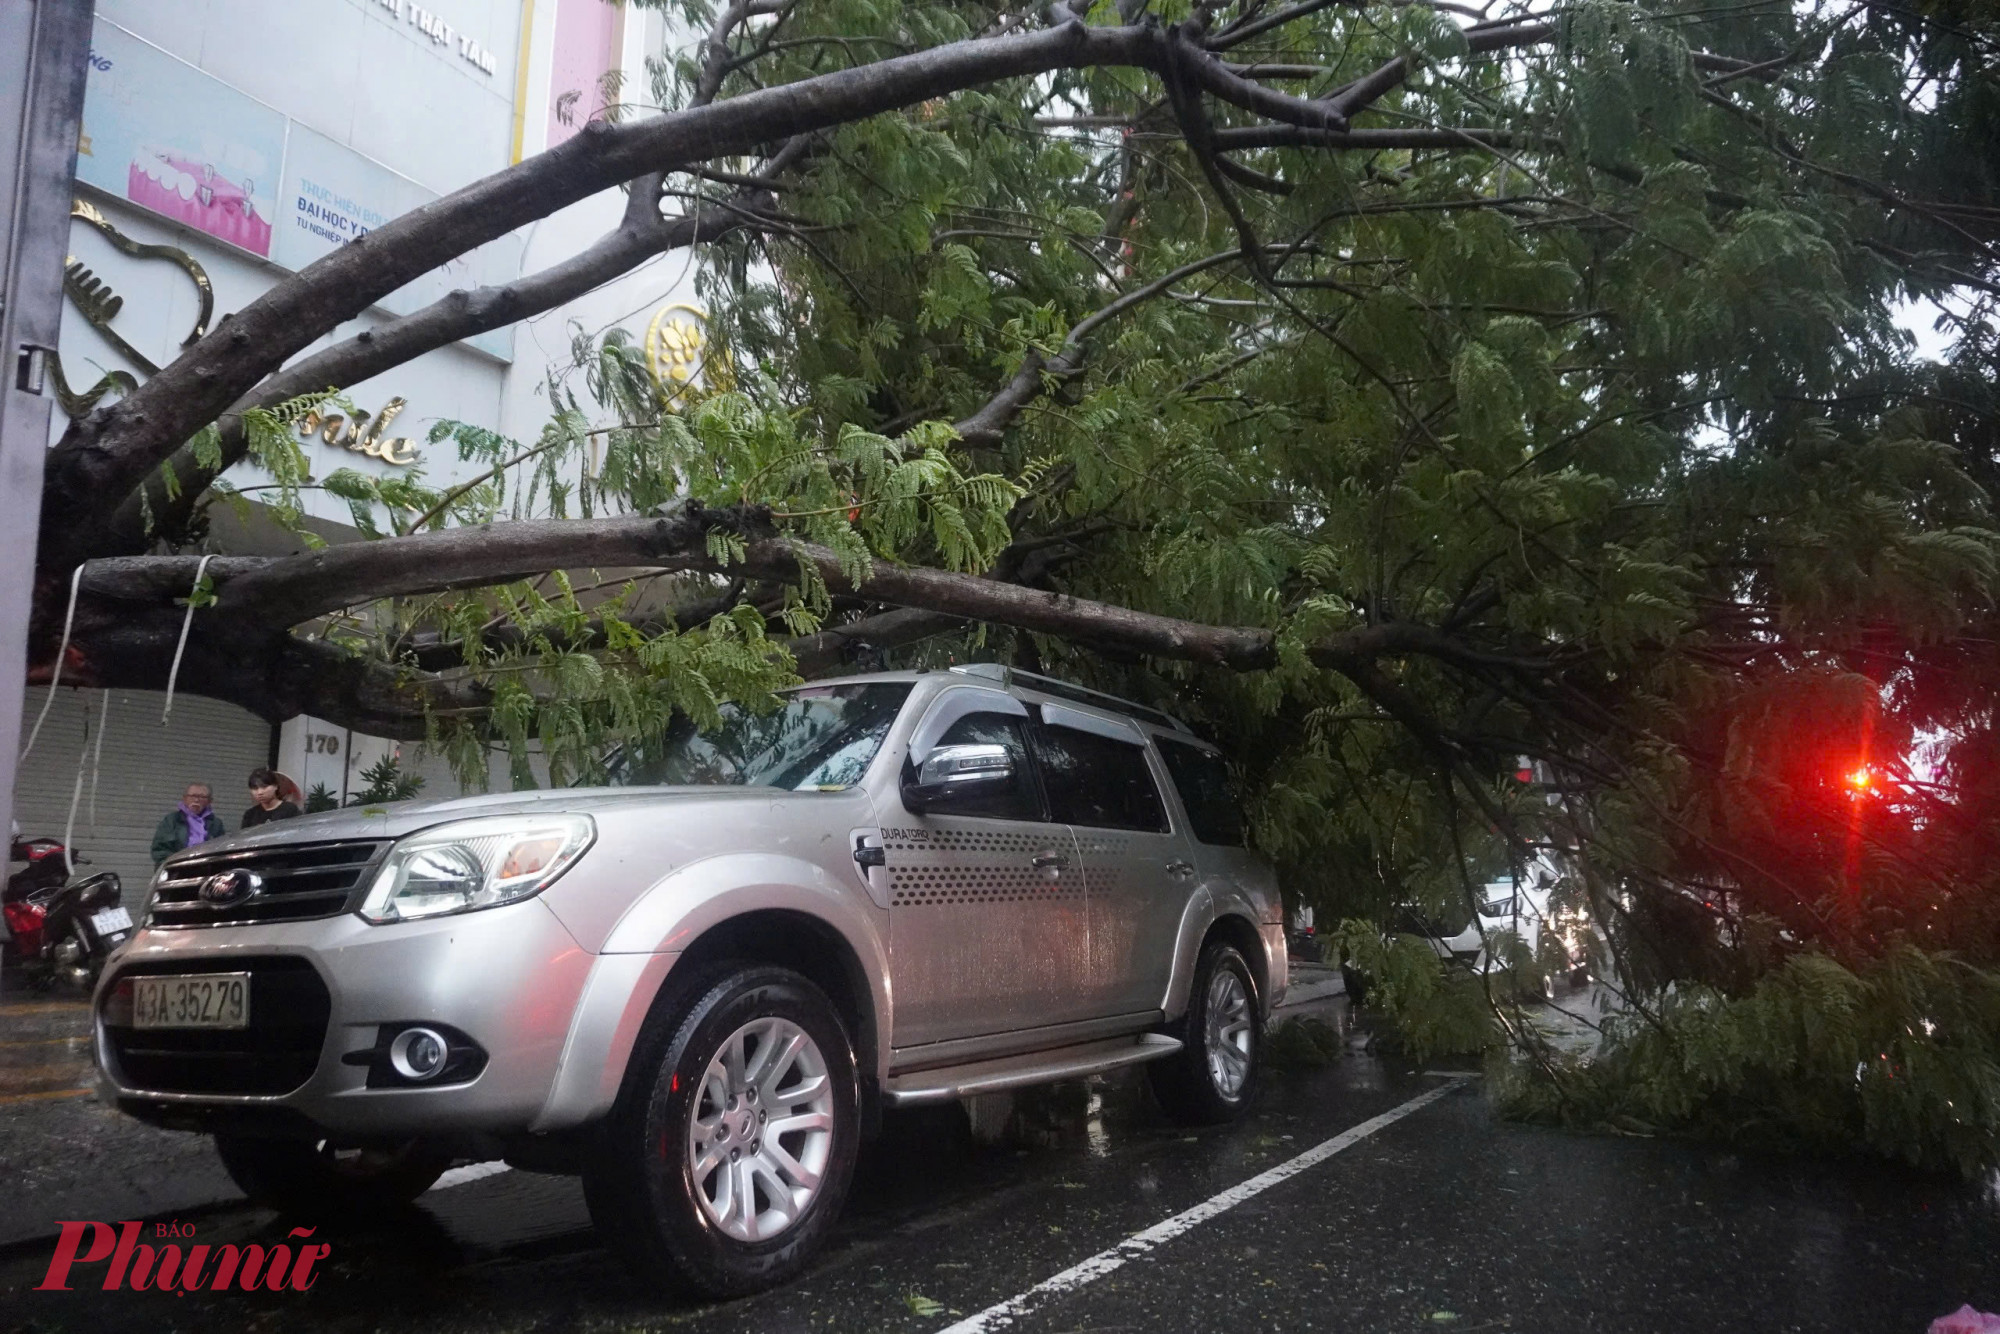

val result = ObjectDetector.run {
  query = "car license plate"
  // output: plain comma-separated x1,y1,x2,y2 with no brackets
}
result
133,973,250,1030
91,906,132,935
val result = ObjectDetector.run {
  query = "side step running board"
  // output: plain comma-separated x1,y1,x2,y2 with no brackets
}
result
884,1033,1182,1106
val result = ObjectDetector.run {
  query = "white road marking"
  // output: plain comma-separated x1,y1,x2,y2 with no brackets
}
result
935,1077,1471,1334
429,1160,512,1192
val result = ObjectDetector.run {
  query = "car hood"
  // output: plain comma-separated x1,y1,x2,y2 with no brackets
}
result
176,786,821,859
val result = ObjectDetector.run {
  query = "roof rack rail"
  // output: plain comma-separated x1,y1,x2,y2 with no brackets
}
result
947,663,1192,734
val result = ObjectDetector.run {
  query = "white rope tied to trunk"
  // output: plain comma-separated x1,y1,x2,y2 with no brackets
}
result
88,689,110,825
162,553,217,726
62,698,92,877
19,563,86,763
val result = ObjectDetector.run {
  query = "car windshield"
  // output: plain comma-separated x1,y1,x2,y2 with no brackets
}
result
608,683,913,791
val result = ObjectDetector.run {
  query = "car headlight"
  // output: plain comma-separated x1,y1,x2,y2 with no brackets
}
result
358,815,594,924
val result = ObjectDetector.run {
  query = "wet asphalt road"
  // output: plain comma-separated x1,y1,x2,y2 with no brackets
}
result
1,974,1996,1333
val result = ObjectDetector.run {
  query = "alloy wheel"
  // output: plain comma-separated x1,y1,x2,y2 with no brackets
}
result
1203,968,1254,1098
686,1016,835,1242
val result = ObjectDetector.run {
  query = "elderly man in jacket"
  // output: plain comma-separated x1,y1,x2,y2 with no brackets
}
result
151,782,225,865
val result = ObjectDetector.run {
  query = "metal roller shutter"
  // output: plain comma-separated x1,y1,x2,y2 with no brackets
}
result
11,687,274,894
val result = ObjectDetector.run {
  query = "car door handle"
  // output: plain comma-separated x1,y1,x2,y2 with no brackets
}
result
1166,859,1196,878
1031,853,1070,870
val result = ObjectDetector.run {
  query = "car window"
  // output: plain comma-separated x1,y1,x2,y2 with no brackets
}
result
1029,721,1169,832
905,713,1041,821
1156,740,1246,846
611,683,912,790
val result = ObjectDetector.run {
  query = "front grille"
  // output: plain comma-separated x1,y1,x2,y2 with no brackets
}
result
150,840,387,927
100,956,331,1096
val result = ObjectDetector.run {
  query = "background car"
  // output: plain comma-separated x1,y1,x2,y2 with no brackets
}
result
1340,857,1581,1005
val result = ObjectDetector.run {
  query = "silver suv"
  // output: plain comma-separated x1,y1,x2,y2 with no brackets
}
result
96,665,1284,1294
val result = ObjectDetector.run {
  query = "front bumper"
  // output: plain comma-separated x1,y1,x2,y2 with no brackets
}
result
95,899,598,1137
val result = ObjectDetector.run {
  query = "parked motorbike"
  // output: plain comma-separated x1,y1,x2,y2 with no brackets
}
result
7,836,72,899
2,837,132,991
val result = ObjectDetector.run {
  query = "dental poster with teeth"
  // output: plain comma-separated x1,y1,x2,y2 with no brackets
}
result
75,20,286,259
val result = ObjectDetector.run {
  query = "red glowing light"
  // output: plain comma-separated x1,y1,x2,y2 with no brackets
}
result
1846,767,1874,791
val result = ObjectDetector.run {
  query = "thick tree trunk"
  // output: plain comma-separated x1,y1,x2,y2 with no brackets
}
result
50,498,1564,739
739,539,1280,669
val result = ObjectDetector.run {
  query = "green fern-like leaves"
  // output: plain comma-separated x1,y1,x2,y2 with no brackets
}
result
1497,946,2000,1178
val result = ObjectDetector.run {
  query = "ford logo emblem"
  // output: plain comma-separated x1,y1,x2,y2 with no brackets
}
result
199,869,263,906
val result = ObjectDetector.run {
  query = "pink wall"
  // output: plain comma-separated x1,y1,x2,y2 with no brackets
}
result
546,0,622,150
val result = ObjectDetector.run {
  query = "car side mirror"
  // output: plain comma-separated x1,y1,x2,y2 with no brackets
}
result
903,743,1015,813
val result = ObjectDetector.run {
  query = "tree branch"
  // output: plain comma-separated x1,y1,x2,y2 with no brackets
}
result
1216,154,1295,194
1211,125,1533,151
79,503,767,628
957,240,1308,446
741,538,1280,667
51,7,1570,551
1327,20,1555,122
1172,24,1351,133
1209,0,1349,52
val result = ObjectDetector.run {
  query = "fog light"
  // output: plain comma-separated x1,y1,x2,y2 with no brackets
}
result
389,1027,449,1081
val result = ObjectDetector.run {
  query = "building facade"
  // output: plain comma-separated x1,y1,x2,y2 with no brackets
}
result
20,0,695,892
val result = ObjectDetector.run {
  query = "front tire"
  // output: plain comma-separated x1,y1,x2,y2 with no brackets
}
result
1150,942,1262,1125
213,1136,451,1217
584,965,860,1297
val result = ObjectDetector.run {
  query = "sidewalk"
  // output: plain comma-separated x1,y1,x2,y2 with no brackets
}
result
1276,958,1346,1011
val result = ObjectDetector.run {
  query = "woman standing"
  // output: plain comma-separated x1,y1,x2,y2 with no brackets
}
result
241,768,302,829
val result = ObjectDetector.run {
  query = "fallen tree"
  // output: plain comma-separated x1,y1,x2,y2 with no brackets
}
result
28,0,2000,1171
